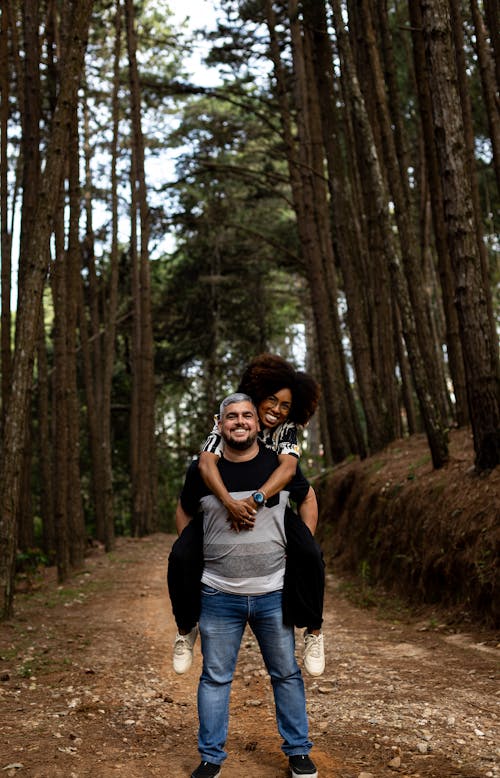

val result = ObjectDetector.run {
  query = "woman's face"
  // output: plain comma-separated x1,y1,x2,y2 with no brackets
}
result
257,387,292,429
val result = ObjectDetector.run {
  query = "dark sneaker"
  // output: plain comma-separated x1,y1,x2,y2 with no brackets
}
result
191,761,221,778
289,754,318,777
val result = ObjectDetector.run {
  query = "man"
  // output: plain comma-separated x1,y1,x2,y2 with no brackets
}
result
175,393,318,778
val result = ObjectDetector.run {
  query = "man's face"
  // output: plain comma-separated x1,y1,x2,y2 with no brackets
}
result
218,400,258,451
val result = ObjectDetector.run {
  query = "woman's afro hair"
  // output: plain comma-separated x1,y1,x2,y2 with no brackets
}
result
237,353,320,426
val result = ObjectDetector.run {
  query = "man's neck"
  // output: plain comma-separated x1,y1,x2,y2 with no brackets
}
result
222,441,259,463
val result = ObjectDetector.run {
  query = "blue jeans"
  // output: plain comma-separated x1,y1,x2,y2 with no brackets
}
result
197,585,312,765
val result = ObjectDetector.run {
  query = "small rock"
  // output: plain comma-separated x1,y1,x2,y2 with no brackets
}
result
416,741,429,754
388,755,401,768
358,773,375,778
474,728,485,737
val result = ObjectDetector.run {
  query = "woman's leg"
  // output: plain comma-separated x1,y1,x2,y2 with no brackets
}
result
167,516,204,633
282,507,325,630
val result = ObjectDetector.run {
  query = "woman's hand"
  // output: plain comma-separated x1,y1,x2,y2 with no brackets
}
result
224,495,257,532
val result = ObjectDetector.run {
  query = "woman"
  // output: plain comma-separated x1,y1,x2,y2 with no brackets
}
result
167,354,325,677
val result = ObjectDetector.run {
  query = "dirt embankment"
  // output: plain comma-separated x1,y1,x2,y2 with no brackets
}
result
0,534,498,778
315,428,499,628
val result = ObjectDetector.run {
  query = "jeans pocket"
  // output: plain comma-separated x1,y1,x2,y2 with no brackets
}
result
201,584,220,596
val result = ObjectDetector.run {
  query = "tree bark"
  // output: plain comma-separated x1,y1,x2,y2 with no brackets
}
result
356,0,451,427
100,0,123,551
81,97,107,546
0,2,12,432
36,309,55,559
483,0,500,88
469,0,500,193
303,0,396,454
408,0,469,427
66,105,86,568
330,0,449,468
264,0,363,461
0,0,94,619
125,0,157,535
420,0,500,470
51,200,70,582
448,0,498,346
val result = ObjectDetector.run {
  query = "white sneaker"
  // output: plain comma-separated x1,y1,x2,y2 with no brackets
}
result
173,626,198,674
303,629,325,677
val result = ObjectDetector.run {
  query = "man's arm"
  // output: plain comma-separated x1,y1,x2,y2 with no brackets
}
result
297,486,318,535
287,465,318,534
175,460,206,534
175,499,193,535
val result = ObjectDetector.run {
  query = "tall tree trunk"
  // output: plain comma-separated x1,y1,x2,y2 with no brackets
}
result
448,0,498,345
36,309,55,559
330,0,449,468
408,0,469,427
0,0,94,619
303,0,396,454
14,0,41,555
356,0,451,427
420,0,500,470
66,105,86,568
0,1,12,432
51,197,70,583
339,6,401,438
125,0,157,534
81,97,107,545
265,0,362,461
100,0,123,551
483,0,500,88
469,0,500,193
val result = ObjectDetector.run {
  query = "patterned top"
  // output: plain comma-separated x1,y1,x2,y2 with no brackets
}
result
201,418,300,459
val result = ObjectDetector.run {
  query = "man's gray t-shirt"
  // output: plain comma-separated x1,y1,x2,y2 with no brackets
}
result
180,444,309,596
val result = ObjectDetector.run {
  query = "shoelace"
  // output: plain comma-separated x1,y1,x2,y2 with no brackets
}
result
305,635,322,657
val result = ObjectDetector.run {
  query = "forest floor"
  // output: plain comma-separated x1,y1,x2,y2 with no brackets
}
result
0,530,498,778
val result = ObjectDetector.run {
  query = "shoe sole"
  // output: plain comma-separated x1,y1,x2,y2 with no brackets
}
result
173,663,192,674
303,663,325,677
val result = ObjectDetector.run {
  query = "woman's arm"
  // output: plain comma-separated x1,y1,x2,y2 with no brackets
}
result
256,453,298,502
198,451,257,528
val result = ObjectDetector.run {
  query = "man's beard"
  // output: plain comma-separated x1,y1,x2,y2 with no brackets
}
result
223,428,257,450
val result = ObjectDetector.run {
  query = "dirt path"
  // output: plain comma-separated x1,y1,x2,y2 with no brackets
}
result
0,535,498,778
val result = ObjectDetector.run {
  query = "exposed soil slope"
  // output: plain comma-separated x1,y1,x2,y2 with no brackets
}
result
315,428,499,627
0,533,498,778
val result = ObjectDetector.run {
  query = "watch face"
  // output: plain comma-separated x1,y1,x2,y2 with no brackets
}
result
253,491,265,504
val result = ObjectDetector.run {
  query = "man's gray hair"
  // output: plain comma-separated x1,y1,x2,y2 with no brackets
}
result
219,392,256,418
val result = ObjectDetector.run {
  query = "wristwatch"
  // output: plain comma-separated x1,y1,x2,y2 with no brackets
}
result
252,491,266,506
